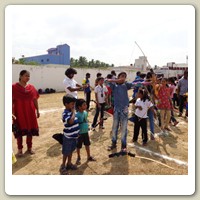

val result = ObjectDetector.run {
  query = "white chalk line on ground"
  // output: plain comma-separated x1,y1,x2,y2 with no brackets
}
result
41,108,188,167
40,108,63,114
128,143,188,167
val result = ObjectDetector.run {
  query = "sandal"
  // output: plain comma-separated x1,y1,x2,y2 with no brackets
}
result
26,149,35,155
59,165,69,175
16,150,23,157
66,164,77,170
87,156,96,162
76,157,81,165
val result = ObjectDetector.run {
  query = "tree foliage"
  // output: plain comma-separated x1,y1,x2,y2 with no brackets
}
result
70,56,114,68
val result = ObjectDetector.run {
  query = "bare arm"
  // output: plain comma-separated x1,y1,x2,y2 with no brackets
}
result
33,99,40,118
68,108,76,125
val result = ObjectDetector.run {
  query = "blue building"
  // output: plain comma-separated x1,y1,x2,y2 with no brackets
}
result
23,44,70,65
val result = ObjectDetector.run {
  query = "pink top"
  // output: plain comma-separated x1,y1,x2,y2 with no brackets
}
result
157,86,172,110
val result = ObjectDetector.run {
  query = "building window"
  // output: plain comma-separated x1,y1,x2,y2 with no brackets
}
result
41,59,44,62
47,59,49,62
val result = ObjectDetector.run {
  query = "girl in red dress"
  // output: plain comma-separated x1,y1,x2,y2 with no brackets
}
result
12,70,40,156
156,78,172,133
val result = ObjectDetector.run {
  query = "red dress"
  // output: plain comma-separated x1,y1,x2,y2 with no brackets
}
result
157,86,172,110
12,83,39,138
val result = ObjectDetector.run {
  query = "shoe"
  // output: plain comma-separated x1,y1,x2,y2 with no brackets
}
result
107,144,117,151
178,113,182,117
150,135,155,140
66,164,78,170
59,165,69,175
26,149,35,155
173,121,179,126
121,148,127,153
76,157,81,165
99,126,105,129
142,142,147,146
16,150,23,157
87,156,96,162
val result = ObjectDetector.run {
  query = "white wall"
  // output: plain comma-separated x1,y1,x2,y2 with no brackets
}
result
12,64,137,92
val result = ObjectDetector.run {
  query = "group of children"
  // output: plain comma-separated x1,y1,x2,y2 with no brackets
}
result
60,68,188,175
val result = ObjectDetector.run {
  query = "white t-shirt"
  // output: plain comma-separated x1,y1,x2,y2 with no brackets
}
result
94,85,108,104
135,98,153,118
63,77,78,98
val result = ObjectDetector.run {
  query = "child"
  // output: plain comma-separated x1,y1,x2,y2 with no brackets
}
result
75,99,96,165
59,94,79,175
132,89,153,146
107,72,133,152
82,73,92,111
91,77,108,130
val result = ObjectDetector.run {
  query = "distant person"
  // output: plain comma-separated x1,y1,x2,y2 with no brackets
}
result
63,68,84,99
12,70,40,156
156,78,172,134
75,99,96,165
82,73,91,110
59,94,79,175
111,70,117,79
177,71,188,117
91,77,108,130
95,72,102,86
135,71,141,80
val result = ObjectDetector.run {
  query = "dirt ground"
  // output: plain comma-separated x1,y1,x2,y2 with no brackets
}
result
12,91,188,175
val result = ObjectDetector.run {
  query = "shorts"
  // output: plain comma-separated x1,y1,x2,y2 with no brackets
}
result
77,132,90,149
62,136,77,156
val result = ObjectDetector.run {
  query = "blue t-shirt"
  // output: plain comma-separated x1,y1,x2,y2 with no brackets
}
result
109,82,133,109
132,78,144,98
62,109,79,139
76,111,89,134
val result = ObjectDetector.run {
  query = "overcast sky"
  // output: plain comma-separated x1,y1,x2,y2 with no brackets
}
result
8,5,194,67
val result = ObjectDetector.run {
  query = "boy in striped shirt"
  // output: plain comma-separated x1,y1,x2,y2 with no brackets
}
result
60,94,79,175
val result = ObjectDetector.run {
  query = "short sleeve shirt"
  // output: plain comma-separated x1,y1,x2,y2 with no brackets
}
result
94,85,108,103
63,77,78,98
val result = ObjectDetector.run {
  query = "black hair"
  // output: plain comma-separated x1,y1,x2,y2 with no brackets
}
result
106,74,113,79
111,70,116,76
96,72,102,77
146,72,153,79
96,76,104,83
138,88,150,102
136,71,141,76
86,73,90,76
63,94,76,106
140,73,146,79
19,70,29,81
117,72,127,78
65,68,77,76
76,98,86,109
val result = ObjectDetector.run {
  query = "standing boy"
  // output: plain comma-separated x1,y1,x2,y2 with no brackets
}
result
82,73,91,111
107,72,133,152
91,77,108,130
75,99,96,165
59,94,79,175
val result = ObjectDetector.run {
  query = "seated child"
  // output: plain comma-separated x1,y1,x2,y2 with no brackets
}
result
76,99,96,164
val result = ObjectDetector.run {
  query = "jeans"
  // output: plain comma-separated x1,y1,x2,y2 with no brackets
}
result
147,109,154,134
112,107,128,149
